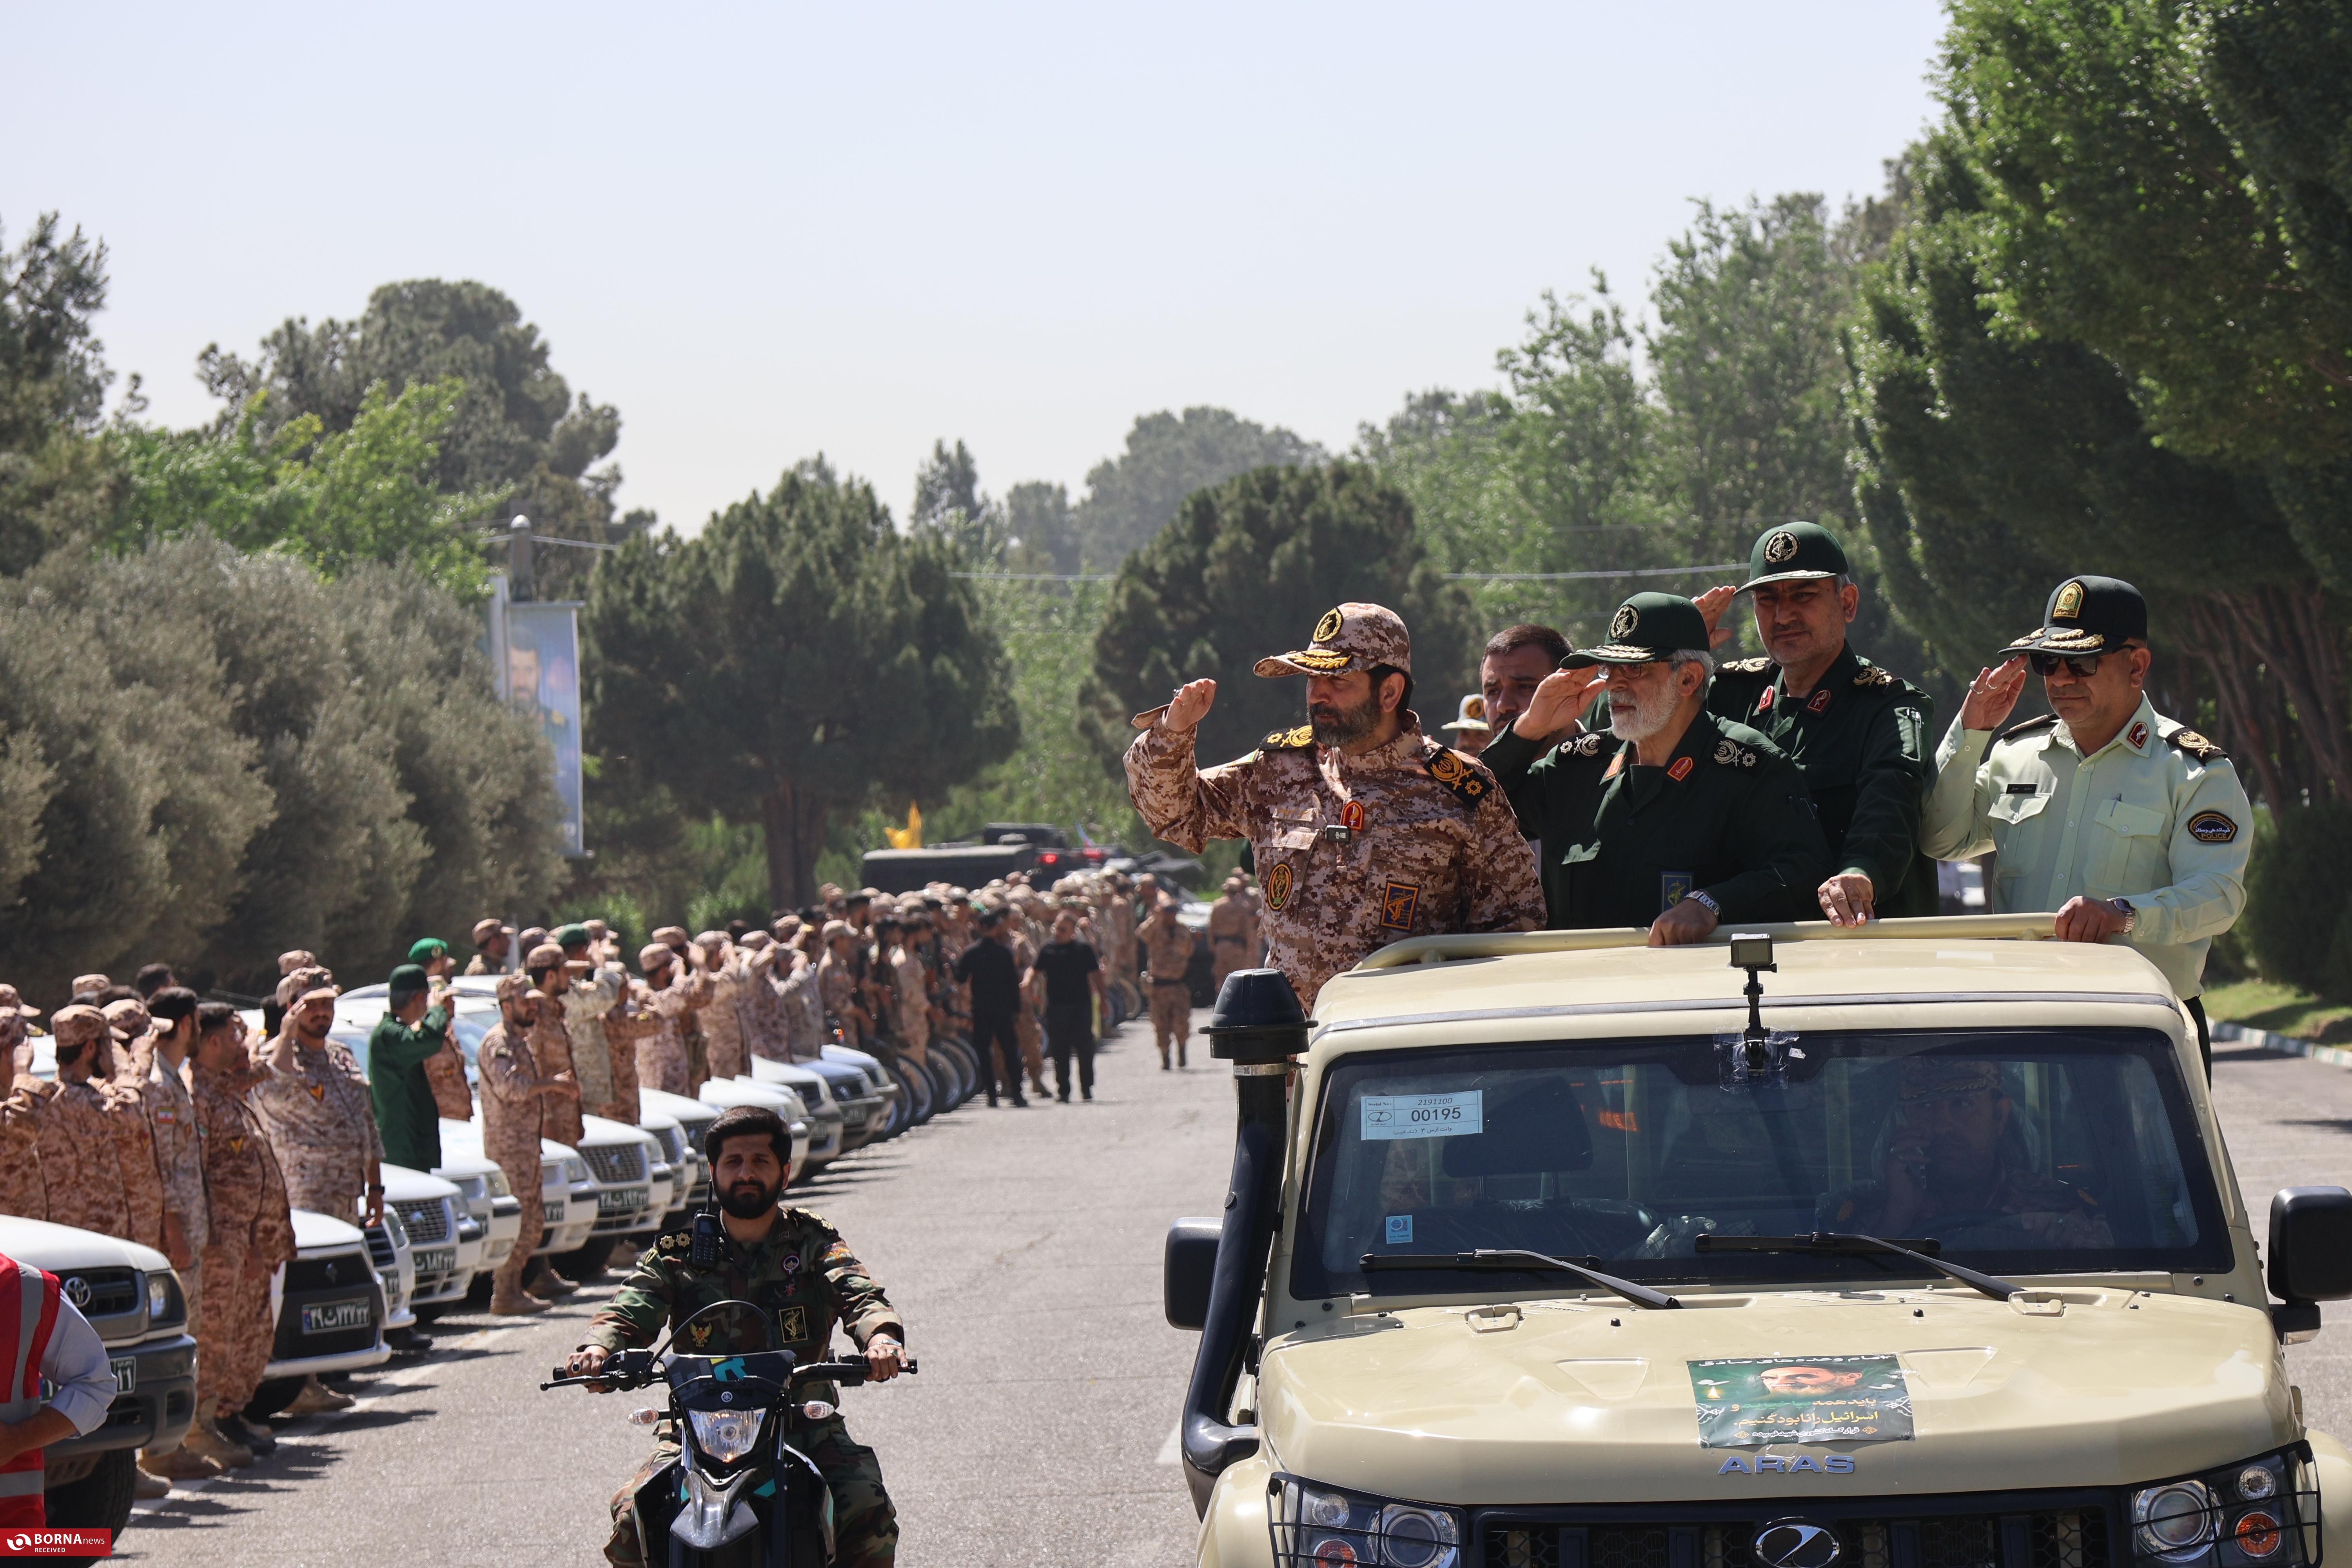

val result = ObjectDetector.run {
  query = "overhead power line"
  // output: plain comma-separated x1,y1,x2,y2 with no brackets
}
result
1445,562,1743,583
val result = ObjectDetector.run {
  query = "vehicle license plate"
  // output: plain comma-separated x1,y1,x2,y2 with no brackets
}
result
300,1299,374,1335
414,1248,457,1274
597,1188,648,1214
543,1200,565,1222
109,1358,134,1393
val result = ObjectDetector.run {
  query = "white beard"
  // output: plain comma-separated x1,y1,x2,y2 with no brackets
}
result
1608,690,1671,742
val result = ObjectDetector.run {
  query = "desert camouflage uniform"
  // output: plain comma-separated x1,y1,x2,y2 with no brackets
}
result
190,1058,294,1414
699,949,753,1083
588,1208,903,1568
560,966,625,1122
529,1005,586,1147
248,1035,382,1221
1007,927,1047,1087
741,949,793,1063
889,945,930,1066
780,953,824,1061
1125,712,1543,1007
22,1074,167,1247
139,1054,210,1325
421,1031,475,1123
817,952,859,1048
1142,909,1198,1065
0,1074,42,1221
475,1021,548,1292
632,969,713,1098
1206,887,1258,990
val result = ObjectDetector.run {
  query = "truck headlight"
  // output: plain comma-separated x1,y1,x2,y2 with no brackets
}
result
686,1407,766,1465
1271,1475,1460,1568
488,1169,512,1199
563,1157,589,1184
2130,1448,2316,1566
145,1272,185,1327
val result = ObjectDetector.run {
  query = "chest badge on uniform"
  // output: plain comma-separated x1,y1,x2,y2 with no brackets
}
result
1806,688,1833,715
227,1136,244,1155
782,1252,802,1274
1379,881,1420,931
306,1083,325,1102
2128,721,2149,749
1668,756,1695,782
777,1305,809,1343
1340,800,1367,833
1265,862,1296,911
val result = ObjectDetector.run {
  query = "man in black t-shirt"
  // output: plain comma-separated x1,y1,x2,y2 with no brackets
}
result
954,907,1026,1107
1029,910,1107,1102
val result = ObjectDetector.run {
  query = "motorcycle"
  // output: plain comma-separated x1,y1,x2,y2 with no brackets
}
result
544,1301,916,1566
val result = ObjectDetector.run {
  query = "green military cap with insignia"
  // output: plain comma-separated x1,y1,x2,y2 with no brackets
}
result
1740,521,1849,590
1562,592,1712,668
1998,575,2148,659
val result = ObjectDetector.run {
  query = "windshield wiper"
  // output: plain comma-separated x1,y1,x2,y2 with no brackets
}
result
1360,1248,1681,1310
1694,1232,2021,1301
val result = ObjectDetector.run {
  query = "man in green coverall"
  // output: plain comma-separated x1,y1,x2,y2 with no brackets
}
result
366,962,451,1172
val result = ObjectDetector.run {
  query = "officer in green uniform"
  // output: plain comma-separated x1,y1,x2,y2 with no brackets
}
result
1923,575,2253,1076
1694,522,1940,923
1482,591,1830,941
567,1105,906,1567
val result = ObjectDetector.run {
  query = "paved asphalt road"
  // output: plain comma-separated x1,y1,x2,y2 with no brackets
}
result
115,1028,2352,1568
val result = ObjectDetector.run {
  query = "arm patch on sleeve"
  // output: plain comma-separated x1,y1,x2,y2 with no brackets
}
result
2187,810,2239,844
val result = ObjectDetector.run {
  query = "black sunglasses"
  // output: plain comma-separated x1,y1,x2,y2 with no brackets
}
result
2029,652,2106,679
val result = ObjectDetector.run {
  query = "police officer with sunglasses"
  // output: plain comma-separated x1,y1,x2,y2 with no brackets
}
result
1922,576,2253,1076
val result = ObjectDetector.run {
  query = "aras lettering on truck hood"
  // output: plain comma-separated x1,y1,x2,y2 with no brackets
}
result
1256,1287,2290,1505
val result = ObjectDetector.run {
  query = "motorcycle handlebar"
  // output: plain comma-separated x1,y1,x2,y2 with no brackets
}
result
541,1350,918,1392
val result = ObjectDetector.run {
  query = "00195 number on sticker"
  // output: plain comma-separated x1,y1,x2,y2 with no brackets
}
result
1359,1090,1484,1141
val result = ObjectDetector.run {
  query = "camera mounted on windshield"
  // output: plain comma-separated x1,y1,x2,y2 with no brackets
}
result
1719,932,1800,1089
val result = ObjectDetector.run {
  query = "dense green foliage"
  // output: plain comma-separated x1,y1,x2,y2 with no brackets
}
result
2240,804,2352,1003
1071,408,1324,569
1078,462,1472,780
581,460,1019,908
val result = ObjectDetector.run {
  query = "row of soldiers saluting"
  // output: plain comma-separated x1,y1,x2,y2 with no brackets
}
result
1125,521,2251,1072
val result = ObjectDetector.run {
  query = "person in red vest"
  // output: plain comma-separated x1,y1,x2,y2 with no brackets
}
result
0,1250,119,1528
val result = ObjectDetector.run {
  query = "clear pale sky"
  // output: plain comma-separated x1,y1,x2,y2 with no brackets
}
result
4,3,1947,531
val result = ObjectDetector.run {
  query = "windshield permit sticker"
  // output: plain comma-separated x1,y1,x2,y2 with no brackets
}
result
1361,1090,1484,1141
1385,1214,1413,1245
1689,1356,1913,1447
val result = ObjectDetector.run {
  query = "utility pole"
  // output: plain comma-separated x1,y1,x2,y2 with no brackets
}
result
508,515,534,602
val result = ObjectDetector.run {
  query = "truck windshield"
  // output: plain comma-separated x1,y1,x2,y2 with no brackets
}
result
1291,1028,2230,1300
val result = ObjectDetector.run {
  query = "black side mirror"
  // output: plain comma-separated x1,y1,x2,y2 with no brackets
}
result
1163,1216,1222,1331
2268,1187,2352,1341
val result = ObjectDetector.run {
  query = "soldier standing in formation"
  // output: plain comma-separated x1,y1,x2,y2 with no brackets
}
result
1140,894,1198,1069
1204,874,1258,992
367,964,453,1174
477,973,578,1315
1696,523,1941,923
523,946,587,1149
181,1003,295,1470
632,942,712,1096
247,972,376,1418
554,925,627,1121
18,1006,167,1250
465,917,515,975
134,989,215,1483
0,990,45,1221
1483,592,1830,939
1126,602,1543,1007
1923,576,2254,1076
692,931,753,1083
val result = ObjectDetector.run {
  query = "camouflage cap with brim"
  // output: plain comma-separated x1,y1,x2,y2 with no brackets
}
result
1997,575,2149,661
495,971,534,1002
0,985,41,1020
525,943,566,970
1739,521,1849,591
1253,601,1411,680
1898,1056,2004,1102
50,1004,109,1046
1561,592,1713,668
1440,692,1491,733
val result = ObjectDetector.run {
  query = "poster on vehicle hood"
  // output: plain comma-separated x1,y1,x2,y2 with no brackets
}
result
1687,1356,1912,1446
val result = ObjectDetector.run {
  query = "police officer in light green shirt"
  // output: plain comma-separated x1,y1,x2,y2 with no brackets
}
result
1923,575,2252,1075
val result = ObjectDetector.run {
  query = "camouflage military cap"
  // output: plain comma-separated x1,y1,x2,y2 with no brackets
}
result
277,950,316,976
820,921,854,944
650,926,689,947
276,965,336,1008
1253,601,1412,679
0,985,41,1020
470,917,510,946
773,915,802,937
639,943,677,971
495,971,534,1002
583,919,612,938
525,943,566,970
71,973,113,997
51,1004,109,1046
1898,1057,2004,1102
103,998,150,1033
693,929,729,950
738,929,774,950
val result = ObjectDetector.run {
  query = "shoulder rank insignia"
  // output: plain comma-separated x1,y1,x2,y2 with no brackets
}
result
1719,656,1773,675
1852,665,1894,689
2166,728,2228,762
1994,713,2060,744
1425,746,1489,806
656,1229,694,1254
1712,737,1760,769
1262,725,1316,750
1562,731,1610,758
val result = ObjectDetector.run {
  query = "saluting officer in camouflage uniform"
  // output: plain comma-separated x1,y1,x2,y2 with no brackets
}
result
1125,603,1543,1007
1696,522,1941,922
569,1106,905,1568
20,1005,169,1247
1482,592,1830,940
479,973,578,1315
1923,576,2254,1075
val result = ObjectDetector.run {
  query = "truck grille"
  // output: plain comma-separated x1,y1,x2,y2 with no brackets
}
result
1481,1511,2110,1568
650,1125,686,1165
55,1267,140,1320
365,1226,397,1270
392,1198,450,1243
583,1143,645,1183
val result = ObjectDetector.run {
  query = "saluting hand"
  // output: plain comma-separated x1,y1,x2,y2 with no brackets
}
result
1693,584,1740,651
1961,657,2030,731
1163,679,1216,731
1516,668,1601,741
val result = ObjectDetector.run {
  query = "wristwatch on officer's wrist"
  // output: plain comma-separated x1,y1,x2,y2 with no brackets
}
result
1686,890,1722,918
2109,898,2137,934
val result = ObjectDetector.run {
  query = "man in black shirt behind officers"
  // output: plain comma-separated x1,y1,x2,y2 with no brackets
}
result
953,908,1025,1107
1027,909,1105,1102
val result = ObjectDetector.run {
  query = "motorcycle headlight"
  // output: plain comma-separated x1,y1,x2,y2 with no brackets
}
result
2129,1448,2316,1567
1270,1474,1461,1568
687,1406,767,1465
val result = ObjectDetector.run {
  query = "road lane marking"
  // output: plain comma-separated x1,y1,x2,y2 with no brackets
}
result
1158,1422,1180,1464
